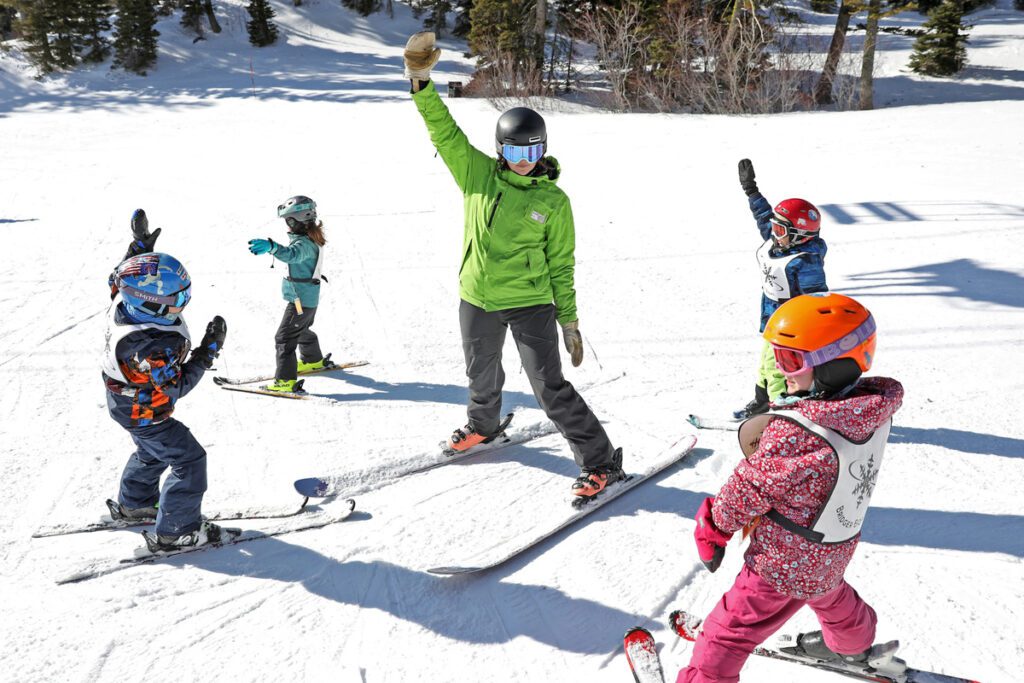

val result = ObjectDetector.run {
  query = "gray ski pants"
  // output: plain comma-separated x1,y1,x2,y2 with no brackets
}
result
459,300,615,470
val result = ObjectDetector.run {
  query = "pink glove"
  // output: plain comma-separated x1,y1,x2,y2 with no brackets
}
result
694,497,733,573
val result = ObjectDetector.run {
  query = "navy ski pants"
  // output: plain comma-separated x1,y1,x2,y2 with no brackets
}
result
118,418,207,537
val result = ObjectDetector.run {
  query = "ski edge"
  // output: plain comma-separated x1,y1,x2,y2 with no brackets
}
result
213,360,370,386
425,434,699,575
55,499,356,585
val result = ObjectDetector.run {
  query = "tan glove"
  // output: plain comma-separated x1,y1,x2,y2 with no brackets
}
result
404,32,441,81
561,321,584,367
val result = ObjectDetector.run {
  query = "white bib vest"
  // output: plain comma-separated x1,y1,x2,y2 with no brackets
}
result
101,296,191,384
738,409,892,544
756,240,807,301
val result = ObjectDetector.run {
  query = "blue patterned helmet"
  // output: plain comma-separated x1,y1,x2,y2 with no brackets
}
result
114,253,191,325
277,195,317,232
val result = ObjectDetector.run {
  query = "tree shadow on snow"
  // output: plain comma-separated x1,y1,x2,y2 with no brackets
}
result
889,425,1024,459
843,259,1024,309
820,199,1024,226
317,369,537,408
167,536,645,654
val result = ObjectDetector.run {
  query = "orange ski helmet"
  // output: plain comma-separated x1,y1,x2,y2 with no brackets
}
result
763,293,876,375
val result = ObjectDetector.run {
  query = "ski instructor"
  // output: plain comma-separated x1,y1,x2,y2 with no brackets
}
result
403,32,623,498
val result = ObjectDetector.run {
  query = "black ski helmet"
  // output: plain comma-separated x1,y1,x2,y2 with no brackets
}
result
495,107,547,156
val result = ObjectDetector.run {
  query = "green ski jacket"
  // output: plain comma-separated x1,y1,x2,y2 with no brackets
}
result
412,81,578,323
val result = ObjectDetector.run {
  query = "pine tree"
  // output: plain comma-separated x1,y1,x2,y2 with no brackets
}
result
908,0,971,76
468,0,535,63
13,0,59,73
412,0,451,36
47,0,79,69
246,0,277,46
113,0,160,75
1,3,17,39
452,0,473,38
180,0,203,38
340,0,381,16
77,0,114,63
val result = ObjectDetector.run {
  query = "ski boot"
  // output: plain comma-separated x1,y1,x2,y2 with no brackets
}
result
732,384,769,420
264,378,306,394
442,414,514,455
774,631,908,677
106,499,158,523
143,520,238,554
297,353,337,374
572,448,626,498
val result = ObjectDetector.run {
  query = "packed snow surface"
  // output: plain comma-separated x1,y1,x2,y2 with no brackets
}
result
1,1,1022,681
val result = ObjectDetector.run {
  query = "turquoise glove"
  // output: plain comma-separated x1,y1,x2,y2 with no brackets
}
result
248,238,277,256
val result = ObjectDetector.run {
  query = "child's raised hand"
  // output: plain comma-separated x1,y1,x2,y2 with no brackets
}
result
738,159,759,196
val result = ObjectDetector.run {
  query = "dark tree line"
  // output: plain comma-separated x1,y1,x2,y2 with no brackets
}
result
1,0,992,104
6,0,277,75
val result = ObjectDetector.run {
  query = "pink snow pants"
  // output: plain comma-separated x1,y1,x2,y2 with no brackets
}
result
677,565,877,683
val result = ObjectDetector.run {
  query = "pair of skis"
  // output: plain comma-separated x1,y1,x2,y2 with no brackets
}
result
624,612,979,683
54,499,357,585
297,430,699,575
212,358,370,399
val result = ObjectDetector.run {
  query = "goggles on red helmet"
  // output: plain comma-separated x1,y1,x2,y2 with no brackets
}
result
501,143,545,165
771,314,876,376
770,214,817,245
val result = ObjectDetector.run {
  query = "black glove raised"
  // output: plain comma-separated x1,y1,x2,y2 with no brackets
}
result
738,159,759,196
191,316,227,369
129,208,162,255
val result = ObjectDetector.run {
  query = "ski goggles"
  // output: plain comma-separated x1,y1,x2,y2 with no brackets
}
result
769,215,792,239
278,202,315,218
501,143,545,164
122,283,192,310
771,315,876,376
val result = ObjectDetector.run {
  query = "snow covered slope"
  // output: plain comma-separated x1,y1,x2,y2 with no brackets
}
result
1,1,1022,682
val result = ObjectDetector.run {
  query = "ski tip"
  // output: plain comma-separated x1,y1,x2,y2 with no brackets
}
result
344,498,356,512
668,610,701,642
624,625,655,640
294,477,332,498
426,566,481,575
212,376,228,386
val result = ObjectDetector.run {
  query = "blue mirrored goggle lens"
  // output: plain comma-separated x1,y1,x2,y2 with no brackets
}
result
502,143,544,164
174,286,191,308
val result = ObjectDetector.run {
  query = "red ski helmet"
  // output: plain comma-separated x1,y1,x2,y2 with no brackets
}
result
771,198,821,246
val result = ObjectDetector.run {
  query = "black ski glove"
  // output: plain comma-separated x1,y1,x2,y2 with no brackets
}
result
191,316,227,370
128,208,162,256
738,159,759,196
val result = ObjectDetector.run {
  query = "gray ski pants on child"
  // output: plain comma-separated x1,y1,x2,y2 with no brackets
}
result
459,300,615,470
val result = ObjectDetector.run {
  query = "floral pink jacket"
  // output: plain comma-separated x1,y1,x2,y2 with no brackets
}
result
712,376,904,599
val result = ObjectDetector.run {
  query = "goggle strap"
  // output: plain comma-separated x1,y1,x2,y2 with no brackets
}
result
805,315,875,368
119,282,190,307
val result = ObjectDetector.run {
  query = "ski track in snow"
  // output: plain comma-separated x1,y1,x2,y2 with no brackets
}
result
3,0,1023,681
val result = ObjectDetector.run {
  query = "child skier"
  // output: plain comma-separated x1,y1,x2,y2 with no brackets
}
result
733,159,828,419
679,292,904,683
102,209,230,550
403,32,623,497
248,196,334,394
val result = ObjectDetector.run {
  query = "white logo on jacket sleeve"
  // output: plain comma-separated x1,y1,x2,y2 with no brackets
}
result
530,211,547,224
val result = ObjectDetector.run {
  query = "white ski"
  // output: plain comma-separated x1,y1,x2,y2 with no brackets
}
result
427,434,698,574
